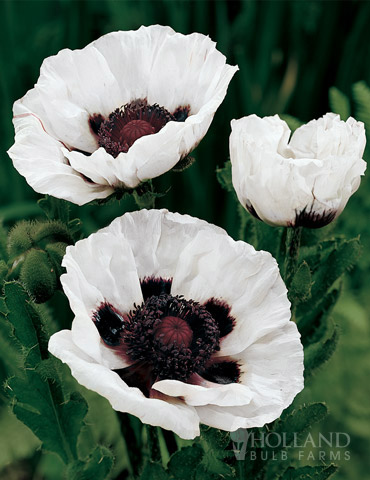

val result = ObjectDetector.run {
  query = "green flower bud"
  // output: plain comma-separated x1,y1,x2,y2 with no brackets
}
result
20,249,57,303
7,221,35,258
33,220,73,246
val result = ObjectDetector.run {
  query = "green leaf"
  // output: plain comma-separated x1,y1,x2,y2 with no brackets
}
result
216,161,233,193
7,368,87,463
4,281,49,362
271,403,328,453
279,464,337,479
297,288,341,341
288,261,312,303
329,87,351,120
4,282,88,463
352,81,370,132
140,461,169,480
304,321,339,377
167,445,204,480
38,195,71,224
199,426,234,477
311,238,361,300
66,445,114,480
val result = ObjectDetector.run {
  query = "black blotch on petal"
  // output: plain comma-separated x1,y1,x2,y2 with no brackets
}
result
292,206,336,229
202,361,240,384
246,202,261,221
204,298,235,338
93,303,125,346
140,276,172,301
89,113,105,135
173,105,190,122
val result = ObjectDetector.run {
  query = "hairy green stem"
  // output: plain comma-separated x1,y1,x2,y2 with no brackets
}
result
284,226,303,286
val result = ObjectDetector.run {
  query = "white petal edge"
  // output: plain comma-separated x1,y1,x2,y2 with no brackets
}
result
49,330,200,439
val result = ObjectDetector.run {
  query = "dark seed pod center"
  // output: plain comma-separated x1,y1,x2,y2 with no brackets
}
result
154,315,193,348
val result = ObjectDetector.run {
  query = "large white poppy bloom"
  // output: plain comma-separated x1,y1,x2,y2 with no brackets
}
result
8,26,238,206
230,113,366,227
48,209,303,439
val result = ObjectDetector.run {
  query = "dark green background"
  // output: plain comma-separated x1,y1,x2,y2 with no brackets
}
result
0,1,370,479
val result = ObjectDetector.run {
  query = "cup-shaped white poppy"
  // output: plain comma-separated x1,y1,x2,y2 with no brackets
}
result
8,26,238,206
48,209,303,439
230,113,366,227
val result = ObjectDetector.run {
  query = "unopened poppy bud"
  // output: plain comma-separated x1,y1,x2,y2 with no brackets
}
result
20,249,57,303
33,221,73,245
8,221,35,258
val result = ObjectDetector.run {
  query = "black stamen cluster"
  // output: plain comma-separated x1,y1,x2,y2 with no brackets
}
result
97,100,175,157
123,293,220,381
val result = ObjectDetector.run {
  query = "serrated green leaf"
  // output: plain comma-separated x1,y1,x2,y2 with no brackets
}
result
329,87,351,120
7,369,83,463
4,283,88,463
297,288,341,342
4,281,49,363
279,464,337,479
216,161,233,193
289,261,312,303
311,238,361,299
140,461,169,480
271,403,328,453
304,323,339,377
66,445,114,480
167,445,204,480
199,427,234,477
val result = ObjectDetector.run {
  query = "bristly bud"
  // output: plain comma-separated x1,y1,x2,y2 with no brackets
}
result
8,221,35,258
33,221,74,245
20,249,57,303
7,219,74,303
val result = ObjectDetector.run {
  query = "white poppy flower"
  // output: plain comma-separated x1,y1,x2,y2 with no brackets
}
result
230,113,366,227
48,209,303,439
8,26,238,206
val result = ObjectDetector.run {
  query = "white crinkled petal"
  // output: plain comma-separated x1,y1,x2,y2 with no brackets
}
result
7,106,113,205
230,113,366,226
61,230,143,368
195,321,304,430
152,378,253,407
9,25,237,203
103,209,226,281
171,229,290,356
49,330,200,439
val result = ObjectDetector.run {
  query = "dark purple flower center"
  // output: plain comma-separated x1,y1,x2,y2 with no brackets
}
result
93,277,240,397
154,315,193,348
89,99,190,158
